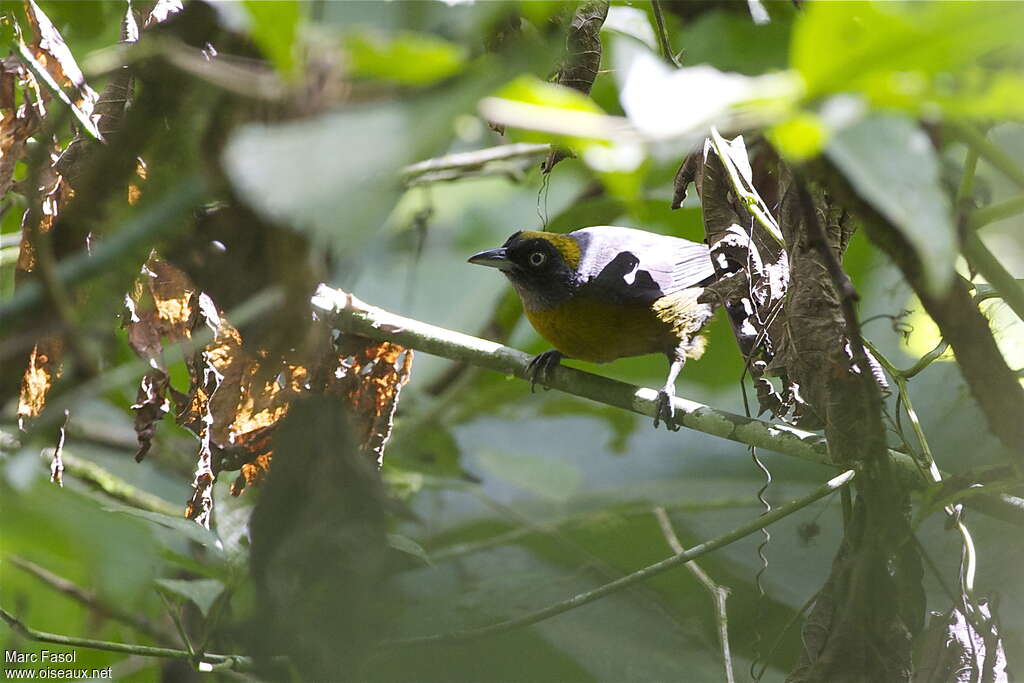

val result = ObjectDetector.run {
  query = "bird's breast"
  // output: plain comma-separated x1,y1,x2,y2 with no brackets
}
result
524,294,673,363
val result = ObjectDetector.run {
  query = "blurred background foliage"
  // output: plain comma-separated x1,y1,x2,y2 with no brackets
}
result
1,1,1023,681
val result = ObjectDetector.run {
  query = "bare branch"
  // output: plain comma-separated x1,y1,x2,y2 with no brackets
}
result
0,605,259,672
311,285,1024,525
654,507,734,683
8,557,174,645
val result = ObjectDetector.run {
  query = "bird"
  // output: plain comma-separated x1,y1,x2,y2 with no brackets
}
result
468,226,718,429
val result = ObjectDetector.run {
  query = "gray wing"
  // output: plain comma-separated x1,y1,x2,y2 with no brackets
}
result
571,226,715,302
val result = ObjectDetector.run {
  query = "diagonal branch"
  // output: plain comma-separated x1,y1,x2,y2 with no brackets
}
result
9,556,174,645
311,285,1024,525
381,470,855,648
0,606,258,672
654,507,734,683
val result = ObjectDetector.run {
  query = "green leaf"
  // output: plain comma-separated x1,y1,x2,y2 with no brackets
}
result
545,197,626,234
155,577,225,617
242,0,304,76
348,32,466,86
104,504,222,550
792,2,1024,116
474,450,582,502
768,111,828,161
497,74,606,114
387,533,432,566
825,114,955,295
223,70,500,250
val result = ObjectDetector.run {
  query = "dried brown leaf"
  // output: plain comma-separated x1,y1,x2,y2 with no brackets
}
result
23,0,98,114
17,337,63,428
0,57,40,197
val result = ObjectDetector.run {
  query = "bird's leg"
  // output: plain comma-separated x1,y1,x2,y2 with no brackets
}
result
526,350,563,393
654,353,685,431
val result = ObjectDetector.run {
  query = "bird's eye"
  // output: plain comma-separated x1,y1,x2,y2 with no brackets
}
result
529,251,546,267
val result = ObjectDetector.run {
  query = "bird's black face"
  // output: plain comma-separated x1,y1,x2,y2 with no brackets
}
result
468,232,578,310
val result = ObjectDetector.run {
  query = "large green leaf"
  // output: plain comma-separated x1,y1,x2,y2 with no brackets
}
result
104,504,223,550
222,69,503,250
241,0,304,76
474,450,582,503
792,1,1024,118
347,32,466,86
826,114,956,295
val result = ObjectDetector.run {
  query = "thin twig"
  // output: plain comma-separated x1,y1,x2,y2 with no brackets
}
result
650,1,680,68
968,194,1024,230
430,497,760,563
962,231,1024,324
381,470,855,648
313,288,839,465
901,340,950,379
948,121,1024,190
8,557,174,645
864,339,984,623
956,147,979,208
0,606,259,672
653,507,734,683
401,143,551,185
469,489,689,631
709,128,785,245
36,449,181,517
158,591,195,658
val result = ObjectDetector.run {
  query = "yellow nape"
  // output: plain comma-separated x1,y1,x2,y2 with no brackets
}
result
519,231,581,270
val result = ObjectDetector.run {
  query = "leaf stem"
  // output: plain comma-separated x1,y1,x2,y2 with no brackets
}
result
709,128,785,246
650,1,680,68
968,194,1024,231
962,231,1024,323
949,121,1024,190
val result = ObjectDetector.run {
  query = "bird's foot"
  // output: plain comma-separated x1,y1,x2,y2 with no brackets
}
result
527,350,563,393
653,390,681,431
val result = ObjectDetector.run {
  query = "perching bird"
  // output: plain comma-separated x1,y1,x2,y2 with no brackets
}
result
468,226,718,429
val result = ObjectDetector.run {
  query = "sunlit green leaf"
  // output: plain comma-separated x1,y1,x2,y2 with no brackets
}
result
348,32,466,86
792,1,1024,119
224,68,504,249
826,114,955,295
768,111,828,161
242,0,304,76
497,74,606,115
155,577,225,617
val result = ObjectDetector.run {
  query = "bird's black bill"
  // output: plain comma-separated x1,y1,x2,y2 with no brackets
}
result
467,247,514,271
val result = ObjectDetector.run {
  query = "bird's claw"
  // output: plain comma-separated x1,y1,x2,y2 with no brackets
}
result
527,350,562,393
654,390,680,431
